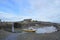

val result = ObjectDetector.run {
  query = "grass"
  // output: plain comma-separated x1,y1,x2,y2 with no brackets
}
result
0,30,11,40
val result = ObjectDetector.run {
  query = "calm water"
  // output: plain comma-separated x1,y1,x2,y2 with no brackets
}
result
36,26,57,33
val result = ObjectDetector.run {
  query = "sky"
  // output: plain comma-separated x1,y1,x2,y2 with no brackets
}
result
0,0,60,23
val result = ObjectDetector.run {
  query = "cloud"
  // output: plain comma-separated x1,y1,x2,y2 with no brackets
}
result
27,0,60,23
0,12,19,22
0,12,33,22
0,0,60,23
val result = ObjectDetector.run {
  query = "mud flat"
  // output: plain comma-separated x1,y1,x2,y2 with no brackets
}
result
17,26,60,40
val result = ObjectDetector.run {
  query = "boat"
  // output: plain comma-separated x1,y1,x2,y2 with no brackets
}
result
22,27,36,32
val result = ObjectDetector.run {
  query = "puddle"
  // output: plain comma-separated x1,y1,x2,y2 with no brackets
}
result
35,26,57,34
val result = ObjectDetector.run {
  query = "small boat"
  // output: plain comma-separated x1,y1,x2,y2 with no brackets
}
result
22,29,36,32
22,27,36,32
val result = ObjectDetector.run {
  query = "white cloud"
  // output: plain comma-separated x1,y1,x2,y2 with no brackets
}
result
0,12,33,22
0,12,20,22
0,0,60,23
27,0,60,23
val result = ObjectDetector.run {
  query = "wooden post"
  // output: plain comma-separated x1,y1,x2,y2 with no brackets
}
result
12,23,14,32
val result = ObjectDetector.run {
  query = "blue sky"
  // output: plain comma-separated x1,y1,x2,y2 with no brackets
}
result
0,0,60,23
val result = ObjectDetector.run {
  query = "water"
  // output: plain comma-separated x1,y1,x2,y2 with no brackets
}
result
36,26,57,34
5,32,27,40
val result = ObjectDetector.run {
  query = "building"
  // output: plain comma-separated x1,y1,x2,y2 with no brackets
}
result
23,19,32,23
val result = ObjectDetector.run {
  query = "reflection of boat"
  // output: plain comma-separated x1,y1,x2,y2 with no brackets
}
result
22,27,36,32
